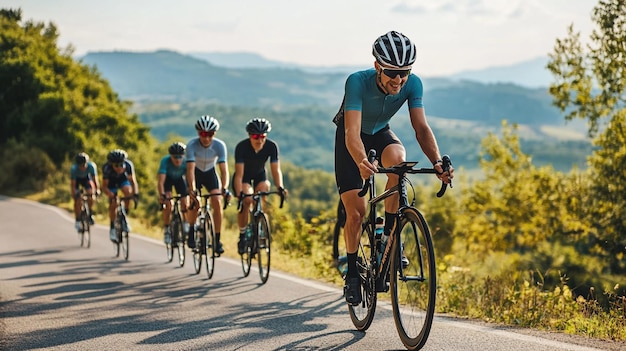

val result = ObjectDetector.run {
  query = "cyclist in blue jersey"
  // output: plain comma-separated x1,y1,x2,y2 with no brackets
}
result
333,31,454,305
102,149,140,242
186,115,231,253
232,118,288,255
158,142,190,244
70,152,100,232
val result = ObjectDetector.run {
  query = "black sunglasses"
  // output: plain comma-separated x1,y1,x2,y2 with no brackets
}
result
381,68,411,79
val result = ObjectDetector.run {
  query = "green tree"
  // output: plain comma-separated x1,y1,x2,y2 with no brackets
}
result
0,8,153,193
548,0,626,273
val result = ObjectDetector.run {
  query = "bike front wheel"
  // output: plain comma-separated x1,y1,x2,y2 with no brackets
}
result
174,217,185,267
256,213,271,284
240,225,252,277
121,227,130,261
390,207,436,351
204,214,215,279
80,208,91,248
348,224,377,331
192,229,203,274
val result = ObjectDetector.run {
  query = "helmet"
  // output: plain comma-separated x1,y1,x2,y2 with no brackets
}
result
168,142,186,155
75,152,89,165
107,149,127,163
372,31,416,68
195,115,220,132
246,118,272,134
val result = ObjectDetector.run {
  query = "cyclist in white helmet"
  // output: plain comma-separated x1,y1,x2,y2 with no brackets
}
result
333,31,454,305
186,115,230,254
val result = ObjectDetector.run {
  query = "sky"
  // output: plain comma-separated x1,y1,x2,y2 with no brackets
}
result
2,0,599,76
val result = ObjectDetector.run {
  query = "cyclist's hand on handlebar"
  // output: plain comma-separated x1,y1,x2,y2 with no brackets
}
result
433,157,454,184
359,157,377,179
133,193,140,203
278,187,288,199
222,188,232,206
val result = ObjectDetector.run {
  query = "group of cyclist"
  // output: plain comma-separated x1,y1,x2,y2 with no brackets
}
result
71,116,288,257
71,30,454,307
71,149,140,242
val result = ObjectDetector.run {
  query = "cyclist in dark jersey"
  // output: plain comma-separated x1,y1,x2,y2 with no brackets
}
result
70,152,100,232
158,142,190,244
102,149,139,242
334,31,454,305
232,118,288,255
186,115,231,253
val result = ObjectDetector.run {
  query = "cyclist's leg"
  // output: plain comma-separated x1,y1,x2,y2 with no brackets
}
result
163,178,174,227
335,122,368,304
119,181,133,214
205,168,223,252
341,189,367,305
85,179,95,212
375,129,404,235
174,177,190,233
237,181,254,254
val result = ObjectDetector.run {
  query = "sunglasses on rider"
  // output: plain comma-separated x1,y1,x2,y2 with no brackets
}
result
199,130,215,138
172,155,183,159
380,67,411,79
112,162,124,168
250,133,266,140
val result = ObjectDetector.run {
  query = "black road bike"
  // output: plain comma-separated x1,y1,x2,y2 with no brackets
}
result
192,189,228,278
112,195,136,261
237,190,285,284
162,194,186,267
348,150,452,351
76,189,95,248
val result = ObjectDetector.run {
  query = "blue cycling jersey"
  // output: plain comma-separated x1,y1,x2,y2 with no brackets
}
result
344,68,424,135
70,161,98,180
157,155,186,179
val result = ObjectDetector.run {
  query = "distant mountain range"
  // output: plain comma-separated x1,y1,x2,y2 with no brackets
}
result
78,49,590,173
81,50,564,127
187,52,553,88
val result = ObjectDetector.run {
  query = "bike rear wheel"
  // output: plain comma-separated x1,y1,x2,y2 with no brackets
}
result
204,214,216,279
256,213,271,284
390,207,436,351
240,224,252,277
348,225,377,331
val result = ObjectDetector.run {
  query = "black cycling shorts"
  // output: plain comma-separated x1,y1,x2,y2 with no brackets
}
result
164,176,188,196
195,167,220,192
334,119,401,194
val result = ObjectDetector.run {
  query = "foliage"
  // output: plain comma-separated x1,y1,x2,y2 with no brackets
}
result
547,0,626,274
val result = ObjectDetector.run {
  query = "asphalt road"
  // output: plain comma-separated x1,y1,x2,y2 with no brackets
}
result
1,196,623,351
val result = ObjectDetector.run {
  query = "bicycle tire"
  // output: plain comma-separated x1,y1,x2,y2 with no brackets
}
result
256,213,271,284
348,225,377,331
121,226,130,261
80,206,91,248
390,207,436,351
172,213,185,267
167,215,182,263
241,224,252,277
113,220,121,258
204,213,215,279
192,226,202,274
